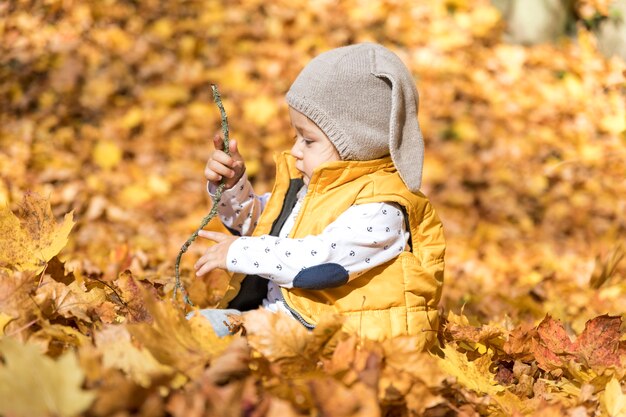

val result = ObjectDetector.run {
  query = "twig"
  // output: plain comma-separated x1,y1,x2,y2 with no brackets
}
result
37,262,49,288
7,319,38,337
173,84,230,307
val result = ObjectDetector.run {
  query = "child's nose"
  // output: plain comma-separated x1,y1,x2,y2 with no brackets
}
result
291,142,303,158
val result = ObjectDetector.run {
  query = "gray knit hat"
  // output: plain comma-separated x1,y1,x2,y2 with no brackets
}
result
286,43,425,192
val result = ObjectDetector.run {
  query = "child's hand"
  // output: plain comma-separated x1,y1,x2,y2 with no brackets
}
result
194,230,239,276
205,134,246,190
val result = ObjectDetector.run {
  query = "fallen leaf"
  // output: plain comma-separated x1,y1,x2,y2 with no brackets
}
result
34,275,107,322
504,322,536,361
94,324,173,387
437,344,504,396
244,308,310,361
602,377,626,417
0,337,95,417
203,337,250,385
128,290,233,377
244,308,336,375
531,315,576,371
308,378,380,417
0,192,74,273
573,315,625,370
0,313,14,335
589,245,625,289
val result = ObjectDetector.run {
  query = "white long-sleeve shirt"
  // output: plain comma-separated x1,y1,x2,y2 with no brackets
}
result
209,174,409,313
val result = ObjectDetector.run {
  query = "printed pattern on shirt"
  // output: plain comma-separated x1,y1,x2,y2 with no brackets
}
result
208,175,270,236
218,182,410,288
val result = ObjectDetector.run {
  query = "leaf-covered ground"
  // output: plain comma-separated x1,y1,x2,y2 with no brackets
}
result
1,1,625,416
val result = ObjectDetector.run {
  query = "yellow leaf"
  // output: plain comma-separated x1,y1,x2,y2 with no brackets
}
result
95,325,173,387
35,276,107,322
31,323,91,348
0,313,14,335
600,114,626,135
150,18,174,39
600,91,626,134
120,107,143,129
128,292,233,378
437,344,504,396
147,174,171,195
468,5,501,37
143,84,189,106
0,337,95,417
243,95,278,126
0,192,74,273
119,184,152,206
0,181,8,206
92,140,122,170
603,377,626,417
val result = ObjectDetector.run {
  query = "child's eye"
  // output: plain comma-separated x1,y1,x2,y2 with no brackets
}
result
303,139,313,146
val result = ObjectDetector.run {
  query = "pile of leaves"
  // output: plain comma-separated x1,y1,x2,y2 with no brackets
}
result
1,0,625,415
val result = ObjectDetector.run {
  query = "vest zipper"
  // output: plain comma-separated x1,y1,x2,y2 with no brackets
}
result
277,291,315,329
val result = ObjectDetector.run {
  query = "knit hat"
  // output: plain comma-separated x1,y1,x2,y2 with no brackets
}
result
286,43,425,192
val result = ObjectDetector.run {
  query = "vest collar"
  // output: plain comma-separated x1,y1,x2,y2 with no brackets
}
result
276,151,396,194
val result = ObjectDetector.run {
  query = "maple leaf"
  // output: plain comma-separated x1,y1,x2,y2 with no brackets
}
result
128,289,234,378
114,271,152,322
531,315,577,372
35,275,108,322
307,378,380,417
30,322,91,349
381,336,444,413
0,269,38,334
0,337,95,417
202,337,251,385
244,309,343,376
446,321,504,345
572,315,625,370
0,192,74,273
94,324,173,387
437,344,504,396
504,322,537,361
324,336,377,386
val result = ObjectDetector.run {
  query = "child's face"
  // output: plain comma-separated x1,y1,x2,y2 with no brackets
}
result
289,107,340,185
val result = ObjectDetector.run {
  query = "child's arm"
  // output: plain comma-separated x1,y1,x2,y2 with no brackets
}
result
195,202,409,288
204,135,269,236
208,174,270,236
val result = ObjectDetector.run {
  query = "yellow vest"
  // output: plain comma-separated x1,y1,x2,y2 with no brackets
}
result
219,152,445,347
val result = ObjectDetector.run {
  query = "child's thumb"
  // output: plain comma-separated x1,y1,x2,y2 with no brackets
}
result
229,139,243,159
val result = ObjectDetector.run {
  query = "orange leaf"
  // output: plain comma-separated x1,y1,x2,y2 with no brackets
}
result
573,315,625,370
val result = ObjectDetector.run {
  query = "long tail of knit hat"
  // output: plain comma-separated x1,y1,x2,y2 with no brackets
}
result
286,43,425,192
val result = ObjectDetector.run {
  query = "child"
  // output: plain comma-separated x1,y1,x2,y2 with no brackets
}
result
193,43,445,347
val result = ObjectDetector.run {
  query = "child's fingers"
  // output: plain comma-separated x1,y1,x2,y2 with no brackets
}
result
195,259,218,276
229,139,243,160
213,134,224,150
198,230,230,242
210,149,236,167
207,159,235,179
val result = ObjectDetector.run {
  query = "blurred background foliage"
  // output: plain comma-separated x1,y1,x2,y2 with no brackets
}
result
1,0,625,327
1,1,626,415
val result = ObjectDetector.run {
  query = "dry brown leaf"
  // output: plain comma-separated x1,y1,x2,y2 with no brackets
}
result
573,315,625,370
531,315,577,372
